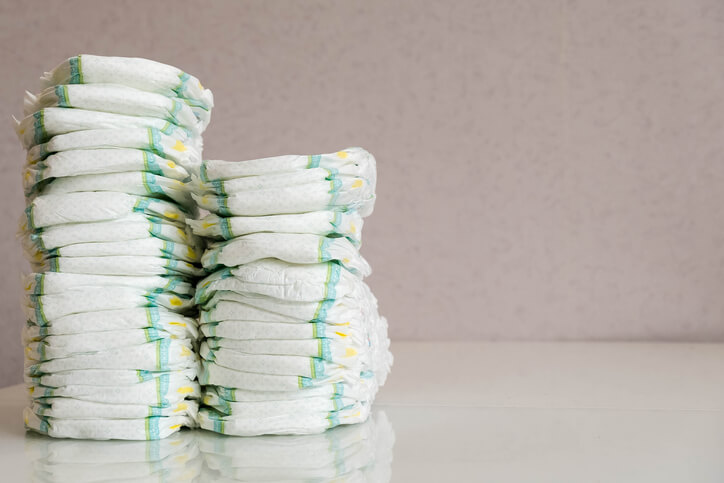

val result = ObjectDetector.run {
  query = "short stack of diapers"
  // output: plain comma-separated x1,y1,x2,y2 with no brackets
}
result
16,55,213,439
189,148,393,435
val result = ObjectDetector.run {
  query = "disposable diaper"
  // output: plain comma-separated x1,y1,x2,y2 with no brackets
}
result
24,409,195,440
23,148,191,194
26,83,209,133
23,272,194,296
33,255,204,277
200,233,371,276
29,368,198,388
30,397,199,420
42,55,213,109
26,237,200,264
15,108,193,150
23,288,194,323
36,171,194,208
22,213,199,251
24,192,191,229
26,128,201,170
195,259,366,303
25,338,197,375
187,210,362,244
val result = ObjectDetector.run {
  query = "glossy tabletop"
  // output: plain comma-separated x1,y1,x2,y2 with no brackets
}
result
1,341,723,482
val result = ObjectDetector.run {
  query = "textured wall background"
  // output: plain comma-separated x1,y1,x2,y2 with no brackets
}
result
1,0,724,386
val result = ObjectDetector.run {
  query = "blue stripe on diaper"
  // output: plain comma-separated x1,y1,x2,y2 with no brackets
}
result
143,151,161,175
158,374,169,405
220,217,233,239
146,307,160,327
55,85,70,107
177,72,190,93
148,128,162,154
307,154,321,168
69,56,83,83
133,197,151,213
33,111,46,146
169,100,182,122
157,339,170,370
313,358,325,378
320,339,332,361
39,418,49,434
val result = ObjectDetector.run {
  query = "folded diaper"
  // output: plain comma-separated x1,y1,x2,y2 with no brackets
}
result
42,55,213,109
24,409,195,440
26,128,201,170
200,232,371,276
26,83,209,133
17,55,211,440
187,210,362,244
24,192,190,229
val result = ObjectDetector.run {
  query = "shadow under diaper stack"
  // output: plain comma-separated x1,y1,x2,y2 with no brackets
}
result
17,55,213,439
190,148,393,435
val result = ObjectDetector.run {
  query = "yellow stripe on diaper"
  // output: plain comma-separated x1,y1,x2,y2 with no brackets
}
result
169,296,183,306
177,386,194,394
174,403,188,412
164,211,180,220
167,161,176,168
351,179,363,188
180,346,192,356
168,322,186,327
344,348,357,357
172,140,187,152
336,151,348,159
169,424,182,430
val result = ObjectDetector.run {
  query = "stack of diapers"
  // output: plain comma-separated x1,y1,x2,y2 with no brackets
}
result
189,148,393,436
16,55,213,440
197,410,395,481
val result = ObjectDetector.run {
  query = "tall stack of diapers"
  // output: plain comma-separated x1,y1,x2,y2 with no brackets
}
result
189,148,392,435
16,55,213,440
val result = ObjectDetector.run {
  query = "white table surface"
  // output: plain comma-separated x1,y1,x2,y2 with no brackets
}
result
1,341,723,482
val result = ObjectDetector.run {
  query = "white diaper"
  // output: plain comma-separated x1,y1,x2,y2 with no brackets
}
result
24,408,195,440
42,55,213,109
26,83,209,133
24,192,191,229
15,107,193,150
26,128,201,171
195,259,364,303
37,171,193,208
30,398,199,420
23,272,193,296
26,338,197,375
28,368,198,388
29,376,199,406
22,306,197,338
201,233,371,276
24,288,195,323
187,210,362,244
196,402,370,437
24,149,190,195
22,213,198,252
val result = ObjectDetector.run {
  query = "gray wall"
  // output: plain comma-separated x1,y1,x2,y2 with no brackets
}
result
1,0,723,387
